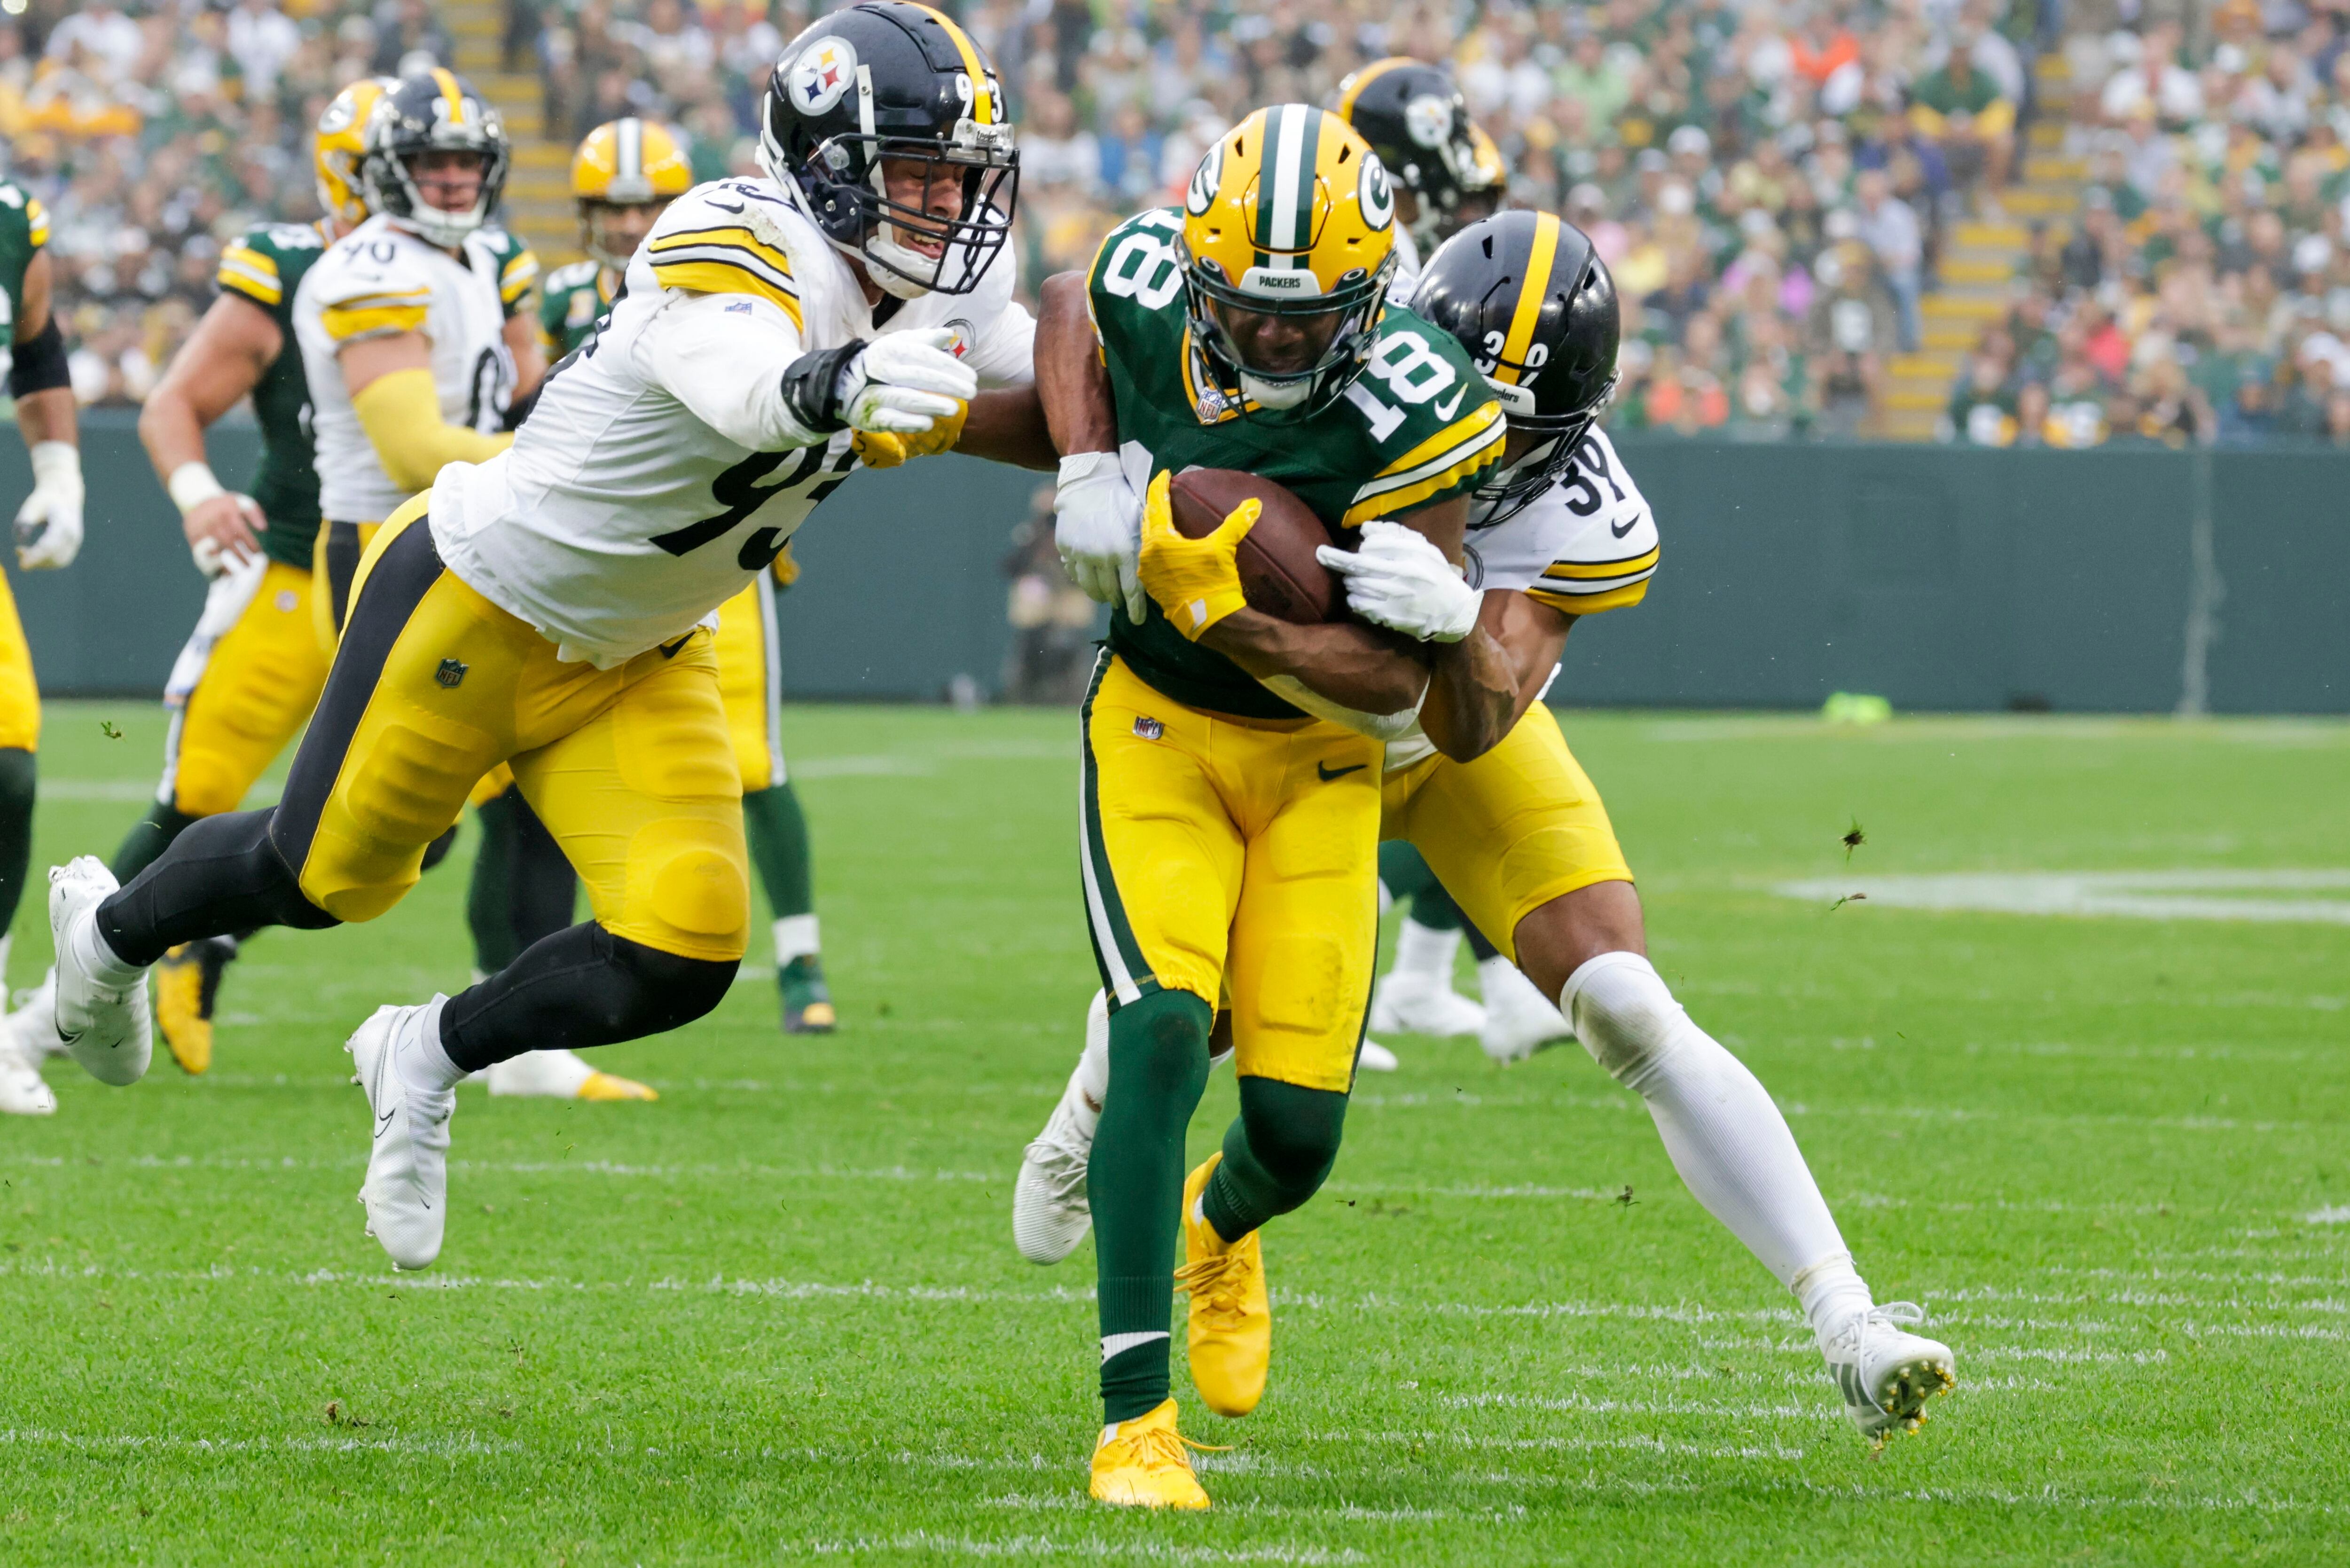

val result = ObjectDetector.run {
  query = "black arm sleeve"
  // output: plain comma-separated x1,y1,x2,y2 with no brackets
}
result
777,340,863,435
8,317,68,399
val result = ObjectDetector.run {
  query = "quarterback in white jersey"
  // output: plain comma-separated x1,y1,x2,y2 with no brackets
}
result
47,3,1044,1276
1015,212,1960,1454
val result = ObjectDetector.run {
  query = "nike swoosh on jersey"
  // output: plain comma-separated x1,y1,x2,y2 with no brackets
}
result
1611,512,1640,539
1433,384,1466,420
1317,760,1368,781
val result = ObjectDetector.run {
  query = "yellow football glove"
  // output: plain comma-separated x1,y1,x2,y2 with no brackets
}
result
850,398,969,468
770,539,800,590
1137,470,1258,641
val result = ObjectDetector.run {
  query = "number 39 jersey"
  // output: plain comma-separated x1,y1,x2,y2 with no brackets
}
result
1089,205,1504,720
1464,426,1657,614
429,177,1036,667
294,214,525,524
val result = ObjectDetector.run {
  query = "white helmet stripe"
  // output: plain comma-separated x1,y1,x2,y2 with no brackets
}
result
618,117,642,181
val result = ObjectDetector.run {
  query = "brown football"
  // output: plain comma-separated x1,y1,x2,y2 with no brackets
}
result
1167,467,1343,624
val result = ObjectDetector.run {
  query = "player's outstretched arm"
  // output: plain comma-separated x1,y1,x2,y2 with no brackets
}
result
11,249,82,570
139,291,279,572
1034,270,1145,619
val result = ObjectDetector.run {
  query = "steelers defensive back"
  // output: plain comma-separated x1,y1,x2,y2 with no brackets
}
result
48,1,1027,1278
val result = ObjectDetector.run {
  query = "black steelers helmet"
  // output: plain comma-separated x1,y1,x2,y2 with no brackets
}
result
1331,58,1504,244
759,1,1018,298
359,67,510,250
1413,211,1620,525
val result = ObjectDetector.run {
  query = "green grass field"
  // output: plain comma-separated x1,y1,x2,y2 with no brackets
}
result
3,700,2347,1565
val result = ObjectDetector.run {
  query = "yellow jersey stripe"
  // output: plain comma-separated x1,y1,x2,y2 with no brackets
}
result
499,251,540,304
321,300,429,339
1342,417,1505,525
1526,580,1650,615
1334,57,1411,126
649,226,794,274
907,3,994,124
1362,400,1506,486
217,259,284,306
649,259,804,327
25,196,47,250
1495,213,1560,385
1541,545,1661,582
221,244,281,281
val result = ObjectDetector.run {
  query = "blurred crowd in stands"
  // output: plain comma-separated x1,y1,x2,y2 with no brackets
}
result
12,0,2350,449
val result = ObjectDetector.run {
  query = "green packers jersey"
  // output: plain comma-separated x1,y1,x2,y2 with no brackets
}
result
479,227,540,321
538,259,616,357
0,181,49,383
217,222,334,569
1089,206,1505,719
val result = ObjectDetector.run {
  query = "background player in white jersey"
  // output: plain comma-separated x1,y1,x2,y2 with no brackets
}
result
1015,212,1958,1449
0,174,83,1115
45,1,1044,1273
1331,58,1550,1060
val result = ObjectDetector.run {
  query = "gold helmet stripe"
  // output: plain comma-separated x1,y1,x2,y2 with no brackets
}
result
432,66,465,127
1494,212,1562,385
905,3,995,125
1334,56,1413,126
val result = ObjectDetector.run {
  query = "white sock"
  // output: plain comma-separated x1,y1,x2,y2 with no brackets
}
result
0,933,14,995
1072,991,1110,1127
398,996,466,1096
772,913,820,968
1791,1252,1874,1339
1392,918,1461,985
1563,952,1855,1293
74,911,146,986
1477,953,1537,1009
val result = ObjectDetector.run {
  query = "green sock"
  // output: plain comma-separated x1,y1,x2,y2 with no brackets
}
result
1202,1077,1350,1244
0,749,31,938
467,793,524,973
1092,988,1213,1423
743,781,813,921
110,797,198,886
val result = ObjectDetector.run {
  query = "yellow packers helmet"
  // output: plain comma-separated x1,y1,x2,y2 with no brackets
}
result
314,76,394,229
572,118,694,268
1180,102,1397,416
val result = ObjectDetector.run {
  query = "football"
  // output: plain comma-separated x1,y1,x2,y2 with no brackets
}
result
1167,467,1344,624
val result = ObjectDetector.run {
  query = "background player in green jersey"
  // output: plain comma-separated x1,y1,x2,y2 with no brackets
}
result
0,175,86,1114
1038,104,1520,1507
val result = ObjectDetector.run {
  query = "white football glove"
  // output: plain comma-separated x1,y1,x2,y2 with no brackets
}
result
1054,449,1146,623
15,440,84,570
838,327,978,435
1317,520,1481,643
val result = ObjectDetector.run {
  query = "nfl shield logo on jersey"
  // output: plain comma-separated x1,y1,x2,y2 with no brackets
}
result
435,658,468,689
1133,716,1164,741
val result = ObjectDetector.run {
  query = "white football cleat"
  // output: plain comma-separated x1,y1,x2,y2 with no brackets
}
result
1819,1301,1956,1446
348,1004,455,1271
1478,957,1574,1063
1356,1037,1399,1072
1014,1060,1101,1266
1369,970,1487,1037
0,1031,54,1115
2,970,64,1062
47,858,152,1086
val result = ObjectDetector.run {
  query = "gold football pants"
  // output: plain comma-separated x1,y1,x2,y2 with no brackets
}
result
1380,704,1633,962
159,561,329,816
1080,654,1382,1093
0,561,38,752
714,573,788,792
277,495,748,962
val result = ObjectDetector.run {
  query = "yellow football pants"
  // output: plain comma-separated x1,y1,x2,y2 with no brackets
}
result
1380,704,1633,963
0,563,38,752
161,562,330,816
282,496,748,962
714,574,786,792
1081,654,1382,1093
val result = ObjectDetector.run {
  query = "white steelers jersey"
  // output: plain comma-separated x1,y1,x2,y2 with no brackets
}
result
294,214,521,523
429,175,1036,667
1270,423,1659,771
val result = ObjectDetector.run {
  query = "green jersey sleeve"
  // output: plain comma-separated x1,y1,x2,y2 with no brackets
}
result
219,223,331,566
0,181,48,335
478,227,541,320
538,259,611,358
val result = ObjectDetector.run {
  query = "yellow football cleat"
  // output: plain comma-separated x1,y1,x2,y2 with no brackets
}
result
1174,1154,1270,1419
1089,1398,1211,1510
577,1071,658,1102
154,942,215,1075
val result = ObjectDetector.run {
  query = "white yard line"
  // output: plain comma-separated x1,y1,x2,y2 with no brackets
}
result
1775,869,2350,925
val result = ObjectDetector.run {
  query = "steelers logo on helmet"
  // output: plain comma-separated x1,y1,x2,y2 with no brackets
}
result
1184,141,1223,218
790,37,858,116
1403,93,1454,149
756,2,1019,299
1178,103,1399,418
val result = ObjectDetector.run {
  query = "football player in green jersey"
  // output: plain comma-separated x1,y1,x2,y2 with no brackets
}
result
1036,103,1519,1507
0,175,84,1115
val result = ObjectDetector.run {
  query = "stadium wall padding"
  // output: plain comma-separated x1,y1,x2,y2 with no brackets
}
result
1,414,2340,713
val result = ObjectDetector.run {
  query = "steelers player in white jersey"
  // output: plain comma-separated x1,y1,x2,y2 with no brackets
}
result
1331,57,1553,1059
0,171,83,1115
1014,212,1959,1450
44,0,1044,1273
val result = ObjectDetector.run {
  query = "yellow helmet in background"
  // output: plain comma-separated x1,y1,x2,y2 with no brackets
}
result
572,118,694,268
1179,102,1398,416
314,76,394,229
